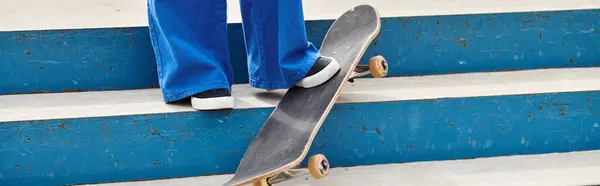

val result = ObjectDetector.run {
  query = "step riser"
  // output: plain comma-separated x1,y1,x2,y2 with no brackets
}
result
2,9,599,95
81,150,600,186
2,90,600,185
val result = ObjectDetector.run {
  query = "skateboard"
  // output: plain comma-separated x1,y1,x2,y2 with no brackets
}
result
223,4,388,186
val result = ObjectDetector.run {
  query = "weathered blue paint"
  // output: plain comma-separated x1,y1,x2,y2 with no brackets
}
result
2,91,600,185
1,9,600,95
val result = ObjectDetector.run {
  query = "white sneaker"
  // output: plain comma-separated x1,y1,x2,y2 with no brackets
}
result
296,56,341,88
190,88,234,110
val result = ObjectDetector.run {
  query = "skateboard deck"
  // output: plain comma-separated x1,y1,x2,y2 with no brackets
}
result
223,4,384,186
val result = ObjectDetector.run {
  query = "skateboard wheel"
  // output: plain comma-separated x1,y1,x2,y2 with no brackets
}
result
252,179,270,186
308,154,329,179
368,55,388,78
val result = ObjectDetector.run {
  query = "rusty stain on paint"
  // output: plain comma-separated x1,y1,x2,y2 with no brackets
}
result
59,122,67,130
362,126,368,131
558,108,566,116
584,94,599,115
453,39,468,48
376,128,381,136
16,32,31,40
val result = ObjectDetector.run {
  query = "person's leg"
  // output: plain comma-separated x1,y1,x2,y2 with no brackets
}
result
239,0,340,90
147,0,235,110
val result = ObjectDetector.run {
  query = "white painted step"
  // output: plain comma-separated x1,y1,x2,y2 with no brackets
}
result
81,150,600,186
2,67,600,123
1,0,600,31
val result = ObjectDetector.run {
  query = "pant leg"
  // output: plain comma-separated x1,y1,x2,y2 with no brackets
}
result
147,0,233,102
239,0,321,89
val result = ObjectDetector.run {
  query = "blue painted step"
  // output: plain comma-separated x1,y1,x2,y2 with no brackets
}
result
2,68,600,185
83,150,600,186
1,9,599,95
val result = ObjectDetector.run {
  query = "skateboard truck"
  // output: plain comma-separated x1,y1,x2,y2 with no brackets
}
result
349,55,388,83
253,154,330,186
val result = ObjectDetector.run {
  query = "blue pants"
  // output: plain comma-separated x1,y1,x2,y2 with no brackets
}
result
147,0,320,102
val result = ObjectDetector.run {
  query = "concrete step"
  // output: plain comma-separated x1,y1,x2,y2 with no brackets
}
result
2,67,600,185
1,0,599,95
5,0,600,31
80,150,600,186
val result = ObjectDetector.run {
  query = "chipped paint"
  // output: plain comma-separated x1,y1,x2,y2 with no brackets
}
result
2,91,600,185
2,9,600,95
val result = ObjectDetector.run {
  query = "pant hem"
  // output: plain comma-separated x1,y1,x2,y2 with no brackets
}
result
249,53,320,89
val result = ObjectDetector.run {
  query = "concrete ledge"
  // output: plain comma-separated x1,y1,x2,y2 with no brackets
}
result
82,150,600,186
2,0,600,31
2,67,600,123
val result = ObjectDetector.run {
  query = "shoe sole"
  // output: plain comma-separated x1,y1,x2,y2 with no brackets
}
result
191,96,235,110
